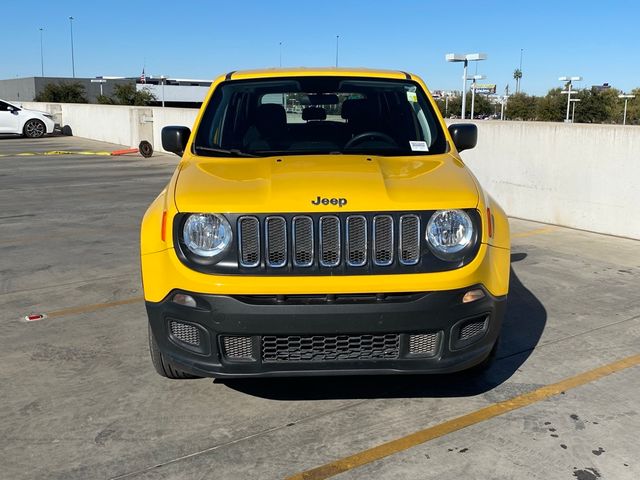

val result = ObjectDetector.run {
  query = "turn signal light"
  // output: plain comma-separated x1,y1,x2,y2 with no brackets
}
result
462,289,485,304
172,293,197,308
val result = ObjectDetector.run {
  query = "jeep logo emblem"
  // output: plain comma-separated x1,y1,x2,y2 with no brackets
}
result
311,196,347,207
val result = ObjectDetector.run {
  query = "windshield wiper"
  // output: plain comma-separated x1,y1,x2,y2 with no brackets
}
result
194,146,258,157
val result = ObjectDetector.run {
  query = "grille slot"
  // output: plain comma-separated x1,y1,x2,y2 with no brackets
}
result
460,319,487,340
373,215,394,266
262,333,400,362
292,216,314,267
265,216,287,267
222,336,254,360
346,215,367,267
399,215,420,265
169,321,201,346
408,332,441,356
319,216,341,267
238,216,260,267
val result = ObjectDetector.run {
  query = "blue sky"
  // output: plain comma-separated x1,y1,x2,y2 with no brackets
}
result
3,0,639,95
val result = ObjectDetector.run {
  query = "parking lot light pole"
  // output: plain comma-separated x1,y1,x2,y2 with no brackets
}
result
446,53,487,119
469,74,486,120
39,28,44,77
570,98,581,123
618,94,635,125
559,76,582,122
69,17,75,78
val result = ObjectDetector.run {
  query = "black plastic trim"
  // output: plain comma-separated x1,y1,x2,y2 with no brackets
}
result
225,71,236,80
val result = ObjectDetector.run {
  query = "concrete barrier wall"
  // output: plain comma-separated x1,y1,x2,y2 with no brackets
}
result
17,102,640,239
452,120,640,239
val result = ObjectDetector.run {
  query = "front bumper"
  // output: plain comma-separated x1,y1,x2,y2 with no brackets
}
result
146,285,506,378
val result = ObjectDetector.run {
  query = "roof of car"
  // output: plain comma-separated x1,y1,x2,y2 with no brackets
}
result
225,67,415,81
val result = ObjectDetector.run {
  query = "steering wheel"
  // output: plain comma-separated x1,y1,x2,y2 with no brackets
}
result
344,131,397,150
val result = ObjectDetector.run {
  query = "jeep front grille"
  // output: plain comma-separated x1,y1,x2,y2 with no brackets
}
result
237,213,422,270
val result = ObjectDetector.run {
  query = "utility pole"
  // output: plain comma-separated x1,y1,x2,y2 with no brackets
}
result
39,28,44,77
69,17,75,78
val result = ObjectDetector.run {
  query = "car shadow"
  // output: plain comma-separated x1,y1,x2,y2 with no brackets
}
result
219,252,546,400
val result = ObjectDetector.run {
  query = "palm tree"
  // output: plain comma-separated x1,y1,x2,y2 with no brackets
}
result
513,69,523,94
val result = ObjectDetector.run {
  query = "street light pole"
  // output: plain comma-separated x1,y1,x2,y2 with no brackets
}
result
69,16,75,78
618,94,635,125
335,35,339,67
446,53,487,119
39,28,44,77
469,75,486,120
559,76,582,123
279,41,282,67
570,98,581,123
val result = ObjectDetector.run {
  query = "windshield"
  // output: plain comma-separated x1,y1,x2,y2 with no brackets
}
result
194,76,447,157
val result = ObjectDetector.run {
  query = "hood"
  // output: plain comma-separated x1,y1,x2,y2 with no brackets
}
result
174,153,479,213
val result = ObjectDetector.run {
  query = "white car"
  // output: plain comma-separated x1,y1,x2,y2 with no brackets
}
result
0,99,56,138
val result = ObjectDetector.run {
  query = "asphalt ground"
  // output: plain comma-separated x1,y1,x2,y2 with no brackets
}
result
1,135,639,480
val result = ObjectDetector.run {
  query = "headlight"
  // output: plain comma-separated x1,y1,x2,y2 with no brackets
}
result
426,209,474,261
183,213,232,257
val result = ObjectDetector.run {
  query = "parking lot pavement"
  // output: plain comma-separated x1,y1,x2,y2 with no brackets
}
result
1,136,638,480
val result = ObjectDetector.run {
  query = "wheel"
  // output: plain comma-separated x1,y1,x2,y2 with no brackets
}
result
148,324,201,379
23,119,46,138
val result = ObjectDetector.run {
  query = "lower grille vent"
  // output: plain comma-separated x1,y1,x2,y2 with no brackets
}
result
222,336,254,359
408,332,441,356
169,321,201,346
459,318,488,340
262,333,400,362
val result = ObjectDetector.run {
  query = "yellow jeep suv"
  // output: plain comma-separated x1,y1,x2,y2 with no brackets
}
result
141,68,510,379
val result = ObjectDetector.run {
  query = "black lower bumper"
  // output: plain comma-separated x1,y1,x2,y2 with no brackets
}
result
146,286,506,378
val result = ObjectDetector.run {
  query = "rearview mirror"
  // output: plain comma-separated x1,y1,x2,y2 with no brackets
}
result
448,123,477,152
162,126,191,156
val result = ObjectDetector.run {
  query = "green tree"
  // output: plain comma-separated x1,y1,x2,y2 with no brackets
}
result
621,88,640,125
110,84,156,106
513,69,523,93
96,94,114,105
506,93,537,120
574,87,620,124
536,88,566,122
35,82,87,103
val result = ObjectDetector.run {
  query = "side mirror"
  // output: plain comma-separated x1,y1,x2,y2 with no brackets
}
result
448,123,477,152
162,126,191,156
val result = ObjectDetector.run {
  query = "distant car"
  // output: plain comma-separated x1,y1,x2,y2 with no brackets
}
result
0,99,56,138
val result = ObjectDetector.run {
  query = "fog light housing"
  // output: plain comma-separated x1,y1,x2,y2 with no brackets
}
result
172,293,197,308
462,289,485,304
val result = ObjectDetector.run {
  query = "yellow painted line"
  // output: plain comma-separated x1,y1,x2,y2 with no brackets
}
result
44,296,144,319
511,226,557,239
286,353,640,480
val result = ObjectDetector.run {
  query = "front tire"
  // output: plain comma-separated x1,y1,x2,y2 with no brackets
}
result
23,119,46,138
148,324,201,379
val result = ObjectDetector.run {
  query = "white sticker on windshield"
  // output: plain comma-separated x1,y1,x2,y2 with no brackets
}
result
409,141,429,152
406,91,418,102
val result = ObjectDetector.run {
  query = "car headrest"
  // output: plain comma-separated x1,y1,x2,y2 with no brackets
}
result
341,99,374,121
302,106,327,121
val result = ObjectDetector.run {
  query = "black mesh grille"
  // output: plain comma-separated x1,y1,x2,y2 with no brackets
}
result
373,215,394,266
262,333,400,362
400,215,420,265
266,216,287,267
222,336,254,359
460,319,487,340
319,216,341,267
238,217,260,267
293,216,313,267
346,216,367,266
408,332,440,356
169,321,201,346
